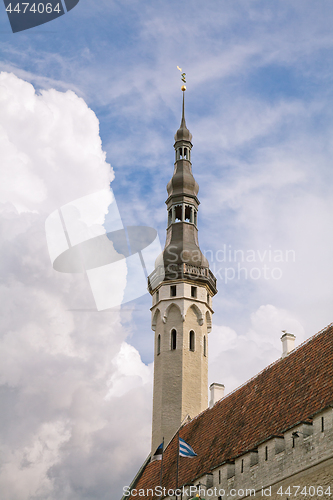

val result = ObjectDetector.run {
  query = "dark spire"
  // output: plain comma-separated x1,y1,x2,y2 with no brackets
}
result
148,85,217,294
174,90,192,143
149,88,217,295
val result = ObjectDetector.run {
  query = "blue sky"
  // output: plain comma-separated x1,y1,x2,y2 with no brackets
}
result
1,1,333,499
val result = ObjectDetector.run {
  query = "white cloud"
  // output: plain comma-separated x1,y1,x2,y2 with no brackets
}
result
0,72,113,213
209,304,305,394
0,73,153,500
0,421,71,500
105,342,153,399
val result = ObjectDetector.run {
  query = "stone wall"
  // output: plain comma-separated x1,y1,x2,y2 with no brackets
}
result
166,407,333,500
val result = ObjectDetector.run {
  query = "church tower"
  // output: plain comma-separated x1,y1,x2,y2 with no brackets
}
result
148,87,218,455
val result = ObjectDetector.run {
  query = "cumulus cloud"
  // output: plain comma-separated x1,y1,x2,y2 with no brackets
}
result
0,73,153,500
0,72,112,213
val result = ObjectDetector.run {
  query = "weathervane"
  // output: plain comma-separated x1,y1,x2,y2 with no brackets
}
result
177,66,186,91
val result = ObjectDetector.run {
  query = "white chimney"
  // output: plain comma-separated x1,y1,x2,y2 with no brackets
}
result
281,331,296,358
209,383,225,408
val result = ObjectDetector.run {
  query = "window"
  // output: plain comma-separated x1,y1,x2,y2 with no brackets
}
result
207,293,210,304
241,459,244,473
156,290,159,302
170,285,176,297
189,331,195,351
194,210,197,226
171,329,177,350
184,205,192,222
157,334,161,355
174,205,182,222
191,286,197,298
218,470,221,484
203,336,207,357
168,209,172,226
292,437,295,448
321,417,325,432
265,446,268,461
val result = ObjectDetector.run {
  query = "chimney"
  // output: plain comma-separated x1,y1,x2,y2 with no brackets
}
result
209,383,225,408
281,331,296,358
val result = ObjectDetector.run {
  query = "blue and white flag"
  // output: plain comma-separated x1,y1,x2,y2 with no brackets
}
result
179,438,197,457
151,442,163,461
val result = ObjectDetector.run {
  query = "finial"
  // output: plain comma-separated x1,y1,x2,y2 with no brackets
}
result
177,66,186,91
174,69,192,142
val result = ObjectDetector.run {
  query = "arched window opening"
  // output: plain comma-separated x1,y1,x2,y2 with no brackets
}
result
175,205,182,222
184,205,192,222
171,329,177,350
206,311,212,334
156,290,159,302
189,330,195,351
157,334,161,355
168,208,172,226
194,210,197,226
176,147,191,162
203,335,207,357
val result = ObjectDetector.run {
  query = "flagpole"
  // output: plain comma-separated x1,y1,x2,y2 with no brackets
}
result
176,430,180,498
158,437,164,500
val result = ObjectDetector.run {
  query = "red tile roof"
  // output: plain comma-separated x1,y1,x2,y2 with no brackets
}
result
128,323,333,499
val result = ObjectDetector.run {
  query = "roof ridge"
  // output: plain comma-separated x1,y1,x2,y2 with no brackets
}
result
185,322,333,427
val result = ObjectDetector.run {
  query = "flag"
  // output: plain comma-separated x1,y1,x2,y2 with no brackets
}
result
179,438,197,457
151,442,163,461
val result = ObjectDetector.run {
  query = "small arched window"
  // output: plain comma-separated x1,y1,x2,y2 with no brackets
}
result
171,329,177,350
157,334,161,355
174,205,182,222
168,208,172,226
203,335,207,357
184,205,192,222
189,330,195,351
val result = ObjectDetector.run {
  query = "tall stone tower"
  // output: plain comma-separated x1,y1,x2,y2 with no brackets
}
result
148,89,218,455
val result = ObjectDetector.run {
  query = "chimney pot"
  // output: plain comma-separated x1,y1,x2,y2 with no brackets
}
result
209,383,225,408
281,332,296,358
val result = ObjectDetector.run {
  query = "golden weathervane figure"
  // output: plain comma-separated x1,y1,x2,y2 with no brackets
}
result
177,66,186,91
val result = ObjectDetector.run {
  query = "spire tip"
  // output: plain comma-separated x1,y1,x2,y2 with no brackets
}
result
177,66,186,91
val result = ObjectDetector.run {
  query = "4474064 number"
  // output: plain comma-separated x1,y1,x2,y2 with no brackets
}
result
5,3,61,14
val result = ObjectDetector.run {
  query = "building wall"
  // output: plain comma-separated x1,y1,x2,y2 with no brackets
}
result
179,407,333,500
151,281,211,455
